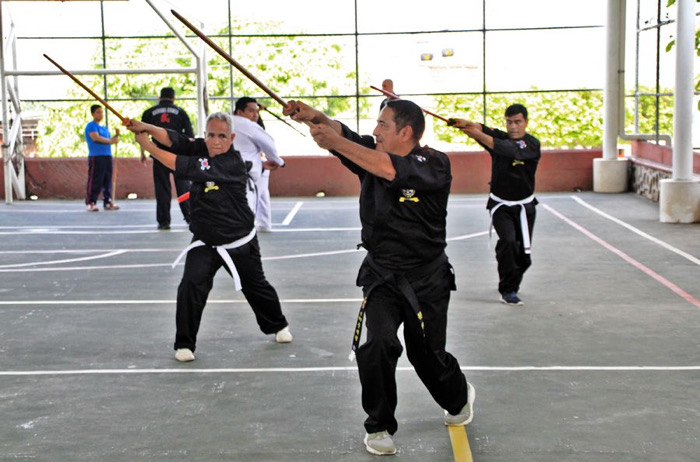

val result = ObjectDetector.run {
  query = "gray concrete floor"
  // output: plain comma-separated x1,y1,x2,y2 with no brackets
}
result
0,192,699,461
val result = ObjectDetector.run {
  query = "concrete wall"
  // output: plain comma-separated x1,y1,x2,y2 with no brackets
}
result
1,149,601,200
631,140,700,174
630,141,700,202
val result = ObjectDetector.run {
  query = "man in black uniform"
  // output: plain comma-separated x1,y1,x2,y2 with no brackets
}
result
285,99,474,456
126,112,292,362
452,104,540,306
141,87,194,230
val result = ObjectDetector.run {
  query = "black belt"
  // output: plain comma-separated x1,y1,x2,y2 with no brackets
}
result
349,253,448,360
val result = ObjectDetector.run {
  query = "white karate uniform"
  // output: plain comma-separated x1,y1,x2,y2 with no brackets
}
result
232,115,284,231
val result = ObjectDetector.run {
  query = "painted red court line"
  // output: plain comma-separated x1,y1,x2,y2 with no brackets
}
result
542,203,700,309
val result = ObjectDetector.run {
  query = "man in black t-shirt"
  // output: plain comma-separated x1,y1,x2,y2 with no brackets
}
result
378,78,398,113
452,104,541,306
141,87,194,230
126,112,292,362
284,99,474,456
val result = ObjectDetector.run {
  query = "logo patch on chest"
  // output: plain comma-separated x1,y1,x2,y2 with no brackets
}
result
399,189,420,203
512,159,525,167
516,140,527,149
204,181,219,193
198,158,211,171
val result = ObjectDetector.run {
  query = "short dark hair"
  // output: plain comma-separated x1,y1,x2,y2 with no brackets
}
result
159,87,176,99
90,104,102,115
235,97,257,114
505,104,528,120
384,99,425,143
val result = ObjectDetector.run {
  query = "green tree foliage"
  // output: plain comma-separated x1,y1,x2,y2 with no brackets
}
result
208,20,366,118
627,91,674,137
430,85,673,149
432,90,605,149
35,19,370,158
36,37,195,158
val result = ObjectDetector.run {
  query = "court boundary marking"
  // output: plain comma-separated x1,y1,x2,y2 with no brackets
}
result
0,232,487,272
449,426,473,462
1,365,699,377
281,201,304,225
571,196,700,266
543,203,700,309
0,298,364,305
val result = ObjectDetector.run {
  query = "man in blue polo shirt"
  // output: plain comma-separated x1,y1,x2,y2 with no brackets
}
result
85,104,120,212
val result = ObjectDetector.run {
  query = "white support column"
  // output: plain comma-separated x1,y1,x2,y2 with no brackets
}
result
659,0,700,223
1,2,13,204
595,0,629,193
196,31,208,136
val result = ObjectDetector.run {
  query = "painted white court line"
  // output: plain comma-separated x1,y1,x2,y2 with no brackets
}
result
263,227,361,232
0,224,185,230
0,250,127,269
0,263,172,273
542,203,700,309
264,248,363,261
0,249,178,255
0,298,363,306
0,248,366,273
1,365,699,377
0,233,485,257
0,226,360,235
571,196,700,266
0,228,487,273
447,231,489,241
281,201,304,226
0,229,189,235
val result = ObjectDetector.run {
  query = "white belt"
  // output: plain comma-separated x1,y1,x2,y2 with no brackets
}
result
489,193,535,254
172,228,257,291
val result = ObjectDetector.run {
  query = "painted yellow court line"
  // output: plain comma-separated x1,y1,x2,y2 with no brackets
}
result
448,425,473,462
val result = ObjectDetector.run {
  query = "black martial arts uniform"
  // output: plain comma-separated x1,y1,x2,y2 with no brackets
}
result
334,124,469,436
165,130,288,352
479,126,541,295
142,101,194,227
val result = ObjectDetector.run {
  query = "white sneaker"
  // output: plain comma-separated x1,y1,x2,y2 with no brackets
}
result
275,326,293,343
444,382,476,426
364,430,397,455
175,348,195,362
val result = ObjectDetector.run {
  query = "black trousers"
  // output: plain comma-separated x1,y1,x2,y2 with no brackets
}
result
492,203,536,294
174,236,288,351
356,261,468,435
153,159,191,226
85,156,113,205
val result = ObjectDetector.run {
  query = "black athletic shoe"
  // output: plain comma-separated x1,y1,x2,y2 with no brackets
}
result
158,224,171,230
501,292,524,306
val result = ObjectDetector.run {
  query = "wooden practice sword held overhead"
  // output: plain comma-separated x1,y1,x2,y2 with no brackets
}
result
370,85,455,125
170,9,289,108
